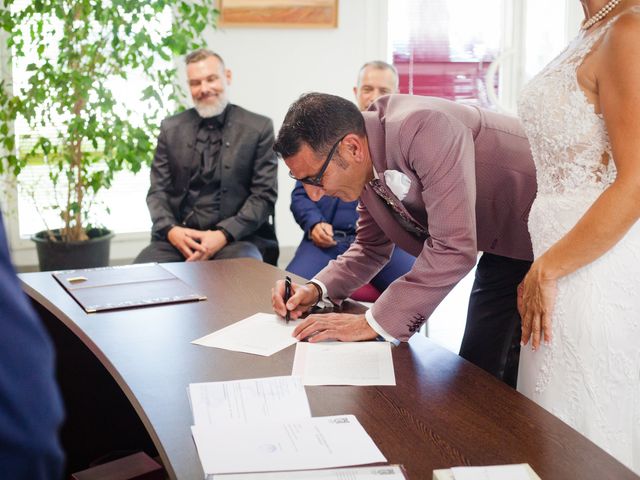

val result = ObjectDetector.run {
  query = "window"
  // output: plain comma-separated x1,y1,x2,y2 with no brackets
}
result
7,1,172,239
389,0,503,107
388,0,580,111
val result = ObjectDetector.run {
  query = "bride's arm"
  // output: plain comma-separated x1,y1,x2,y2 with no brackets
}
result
520,11,640,350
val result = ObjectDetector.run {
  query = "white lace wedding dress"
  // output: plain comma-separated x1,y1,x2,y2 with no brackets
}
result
517,11,640,474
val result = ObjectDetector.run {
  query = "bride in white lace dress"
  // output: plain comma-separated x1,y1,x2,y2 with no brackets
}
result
517,0,640,474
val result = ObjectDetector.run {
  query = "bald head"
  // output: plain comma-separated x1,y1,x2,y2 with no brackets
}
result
354,61,399,111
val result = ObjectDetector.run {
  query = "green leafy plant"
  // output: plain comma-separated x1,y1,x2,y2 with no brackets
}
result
0,0,218,242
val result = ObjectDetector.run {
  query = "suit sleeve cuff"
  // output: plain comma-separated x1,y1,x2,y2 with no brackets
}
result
365,309,400,345
308,278,334,308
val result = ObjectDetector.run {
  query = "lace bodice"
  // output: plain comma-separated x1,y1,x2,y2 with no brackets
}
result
517,16,625,195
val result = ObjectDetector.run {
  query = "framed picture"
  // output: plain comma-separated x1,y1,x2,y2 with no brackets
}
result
218,0,338,28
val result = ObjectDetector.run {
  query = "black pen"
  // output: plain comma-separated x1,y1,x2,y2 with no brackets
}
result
284,275,292,324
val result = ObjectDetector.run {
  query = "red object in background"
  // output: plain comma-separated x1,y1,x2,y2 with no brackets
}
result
394,58,497,104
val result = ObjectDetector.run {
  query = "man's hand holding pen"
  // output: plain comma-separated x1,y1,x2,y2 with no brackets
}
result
271,279,379,342
271,279,318,321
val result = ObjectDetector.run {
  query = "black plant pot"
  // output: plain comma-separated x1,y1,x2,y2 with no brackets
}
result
31,228,115,272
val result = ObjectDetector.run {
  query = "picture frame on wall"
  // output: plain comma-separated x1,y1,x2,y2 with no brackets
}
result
217,0,338,28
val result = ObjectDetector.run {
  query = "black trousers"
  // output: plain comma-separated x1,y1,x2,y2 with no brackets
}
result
133,240,262,264
458,252,532,388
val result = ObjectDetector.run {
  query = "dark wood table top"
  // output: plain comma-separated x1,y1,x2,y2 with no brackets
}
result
19,259,638,480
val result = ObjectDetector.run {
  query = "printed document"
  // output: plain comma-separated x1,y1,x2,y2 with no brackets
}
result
191,414,386,475
211,464,407,479
292,341,395,386
191,312,297,356
188,376,310,426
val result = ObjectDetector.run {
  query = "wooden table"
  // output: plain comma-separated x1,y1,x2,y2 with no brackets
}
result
19,259,638,479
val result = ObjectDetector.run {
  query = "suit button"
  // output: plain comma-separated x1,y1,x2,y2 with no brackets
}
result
222,188,228,193
225,141,230,147
224,164,230,169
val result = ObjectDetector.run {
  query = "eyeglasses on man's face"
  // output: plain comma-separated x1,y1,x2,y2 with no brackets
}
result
288,135,347,187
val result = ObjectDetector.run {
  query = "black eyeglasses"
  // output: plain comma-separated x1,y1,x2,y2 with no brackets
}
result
289,135,346,187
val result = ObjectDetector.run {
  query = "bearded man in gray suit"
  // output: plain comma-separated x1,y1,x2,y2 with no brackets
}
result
135,49,278,265
272,93,536,387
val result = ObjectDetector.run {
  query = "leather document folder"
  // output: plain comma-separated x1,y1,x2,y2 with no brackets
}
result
52,263,206,313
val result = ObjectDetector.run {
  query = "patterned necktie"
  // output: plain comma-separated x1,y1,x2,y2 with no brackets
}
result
369,178,428,238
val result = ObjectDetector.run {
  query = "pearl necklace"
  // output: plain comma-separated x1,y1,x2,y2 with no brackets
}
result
582,0,622,30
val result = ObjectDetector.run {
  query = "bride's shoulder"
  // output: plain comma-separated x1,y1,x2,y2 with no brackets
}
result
607,5,640,37
600,6,640,57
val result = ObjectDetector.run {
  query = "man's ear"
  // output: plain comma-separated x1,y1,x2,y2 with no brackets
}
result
343,133,366,162
225,69,232,85
353,86,358,99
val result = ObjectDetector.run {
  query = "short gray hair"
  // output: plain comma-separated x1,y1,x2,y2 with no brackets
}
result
185,48,225,67
357,60,399,90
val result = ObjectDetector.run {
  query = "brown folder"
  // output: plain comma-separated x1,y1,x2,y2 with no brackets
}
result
52,263,206,313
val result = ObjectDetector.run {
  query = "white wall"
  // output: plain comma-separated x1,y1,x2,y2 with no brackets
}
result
199,0,389,248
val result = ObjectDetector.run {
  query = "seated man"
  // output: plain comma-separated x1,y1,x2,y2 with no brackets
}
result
135,48,278,265
286,61,415,296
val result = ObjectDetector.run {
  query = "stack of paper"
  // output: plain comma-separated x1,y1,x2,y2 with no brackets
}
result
433,464,541,480
188,376,388,478
212,465,407,479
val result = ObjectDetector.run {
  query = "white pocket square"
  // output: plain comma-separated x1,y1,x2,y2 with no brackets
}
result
383,170,411,201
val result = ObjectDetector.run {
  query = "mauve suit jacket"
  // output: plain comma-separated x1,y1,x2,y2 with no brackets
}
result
146,105,278,260
315,95,536,341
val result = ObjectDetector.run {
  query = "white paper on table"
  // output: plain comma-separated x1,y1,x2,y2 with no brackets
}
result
191,312,297,356
191,414,386,475
210,464,406,479
292,341,396,386
451,464,531,480
187,376,310,426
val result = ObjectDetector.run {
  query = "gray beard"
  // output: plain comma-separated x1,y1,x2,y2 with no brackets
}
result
194,98,228,118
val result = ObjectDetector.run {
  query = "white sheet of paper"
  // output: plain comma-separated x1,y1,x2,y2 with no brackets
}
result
292,341,396,386
210,464,406,479
188,376,310,426
191,414,386,475
451,465,531,480
191,312,297,356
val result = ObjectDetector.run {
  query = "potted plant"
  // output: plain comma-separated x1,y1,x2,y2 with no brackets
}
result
0,0,218,270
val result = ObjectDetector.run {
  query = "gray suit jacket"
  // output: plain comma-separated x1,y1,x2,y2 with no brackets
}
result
146,105,278,262
316,95,536,340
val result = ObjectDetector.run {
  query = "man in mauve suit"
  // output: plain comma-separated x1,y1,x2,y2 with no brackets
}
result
286,61,415,297
272,93,536,386
135,48,278,265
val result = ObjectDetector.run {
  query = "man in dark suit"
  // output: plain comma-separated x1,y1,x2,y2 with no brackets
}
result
272,93,536,386
135,48,278,265
0,212,64,478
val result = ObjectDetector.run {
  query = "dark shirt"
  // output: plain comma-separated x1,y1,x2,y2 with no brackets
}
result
182,105,229,230
0,213,64,478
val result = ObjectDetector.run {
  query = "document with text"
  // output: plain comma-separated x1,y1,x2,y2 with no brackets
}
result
292,341,396,386
188,376,310,426
191,312,297,356
211,464,407,479
191,414,386,475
